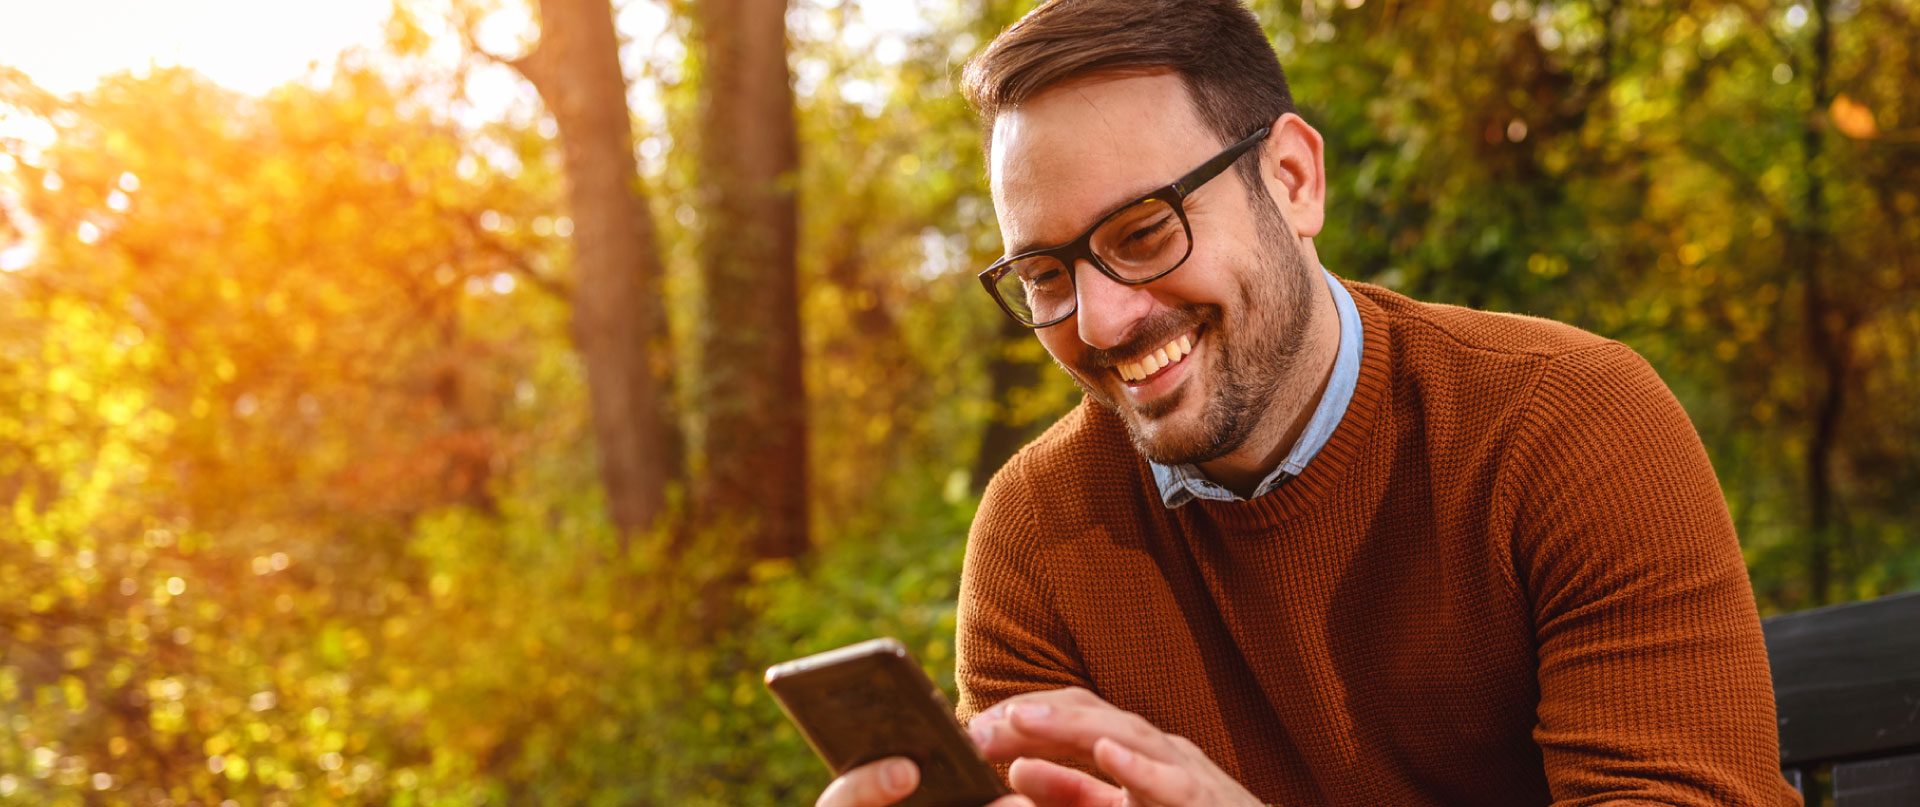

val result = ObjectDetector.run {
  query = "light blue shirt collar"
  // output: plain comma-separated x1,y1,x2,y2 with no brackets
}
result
1149,267,1363,508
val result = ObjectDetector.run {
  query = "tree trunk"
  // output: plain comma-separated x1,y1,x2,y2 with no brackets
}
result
513,0,683,548
1797,0,1842,605
693,0,809,560
972,315,1045,492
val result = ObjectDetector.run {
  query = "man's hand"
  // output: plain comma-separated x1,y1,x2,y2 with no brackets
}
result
815,757,1035,807
967,688,1265,807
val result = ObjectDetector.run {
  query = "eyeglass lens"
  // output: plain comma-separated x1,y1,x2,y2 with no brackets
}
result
992,196,1190,325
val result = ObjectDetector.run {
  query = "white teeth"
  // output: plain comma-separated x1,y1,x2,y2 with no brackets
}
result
1116,332,1198,383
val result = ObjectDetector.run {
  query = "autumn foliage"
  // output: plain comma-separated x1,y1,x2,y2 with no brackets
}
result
1,0,1917,804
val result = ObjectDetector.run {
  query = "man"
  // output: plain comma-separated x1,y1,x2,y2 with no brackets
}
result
821,1,1797,805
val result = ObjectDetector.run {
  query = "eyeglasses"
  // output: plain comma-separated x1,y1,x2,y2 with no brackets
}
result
977,127,1271,328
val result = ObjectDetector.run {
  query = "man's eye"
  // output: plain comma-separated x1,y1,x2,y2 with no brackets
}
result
1026,268,1064,287
1123,215,1173,244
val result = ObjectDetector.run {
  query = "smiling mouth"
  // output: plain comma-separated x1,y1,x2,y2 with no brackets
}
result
1115,329,1199,383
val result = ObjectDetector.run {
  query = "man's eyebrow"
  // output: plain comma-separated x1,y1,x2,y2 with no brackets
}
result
1004,180,1166,257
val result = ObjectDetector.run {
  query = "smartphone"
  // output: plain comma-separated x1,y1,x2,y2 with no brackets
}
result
765,637,1010,807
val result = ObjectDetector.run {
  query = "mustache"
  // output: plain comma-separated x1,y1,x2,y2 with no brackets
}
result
1076,305,1217,369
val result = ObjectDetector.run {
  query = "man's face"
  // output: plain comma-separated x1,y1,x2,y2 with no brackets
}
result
989,72,1318,465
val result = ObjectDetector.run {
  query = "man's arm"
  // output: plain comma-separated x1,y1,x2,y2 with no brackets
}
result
1499,343,1796,807
955,461,1095,726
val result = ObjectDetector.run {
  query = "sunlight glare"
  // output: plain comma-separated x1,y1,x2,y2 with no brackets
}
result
0,0,394,96
472,2,538,59
0,245,32,272
0,110,57,152
856,0,930,36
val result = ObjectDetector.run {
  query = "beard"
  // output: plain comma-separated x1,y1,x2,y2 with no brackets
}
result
1065,186,1319,466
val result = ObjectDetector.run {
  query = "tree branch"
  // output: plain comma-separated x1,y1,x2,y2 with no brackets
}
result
445,208,575,301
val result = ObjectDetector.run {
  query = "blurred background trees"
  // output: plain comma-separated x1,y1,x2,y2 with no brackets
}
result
0,0,1914,803
488,0,687,547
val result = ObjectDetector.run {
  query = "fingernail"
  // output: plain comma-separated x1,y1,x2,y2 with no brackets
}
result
969,721,993,747
1102,740,1132,766
882,758,914,792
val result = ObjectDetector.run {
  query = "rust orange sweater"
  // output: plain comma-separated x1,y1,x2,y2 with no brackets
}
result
955,281,1798,807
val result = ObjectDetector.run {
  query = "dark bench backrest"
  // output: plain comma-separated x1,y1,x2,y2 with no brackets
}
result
1762,590,1920,806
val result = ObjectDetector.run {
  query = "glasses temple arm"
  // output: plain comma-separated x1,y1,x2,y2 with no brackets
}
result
1171,126,1273,197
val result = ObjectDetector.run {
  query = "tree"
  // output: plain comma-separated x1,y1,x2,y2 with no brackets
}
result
691,0,810,559
0,61,582,804
482,0,686,546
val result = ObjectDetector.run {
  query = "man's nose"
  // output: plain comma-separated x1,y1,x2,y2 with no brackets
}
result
1072,260,1154,350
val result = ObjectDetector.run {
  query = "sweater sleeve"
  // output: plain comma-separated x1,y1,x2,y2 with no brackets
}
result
1497,343,1796,807
954,460,1093,729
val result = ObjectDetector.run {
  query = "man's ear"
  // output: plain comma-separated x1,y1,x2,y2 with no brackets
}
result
1259,112,1326,238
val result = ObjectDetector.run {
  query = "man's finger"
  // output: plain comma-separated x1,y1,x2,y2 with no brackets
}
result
816,757,919,807
1092,737,1198,806
1008,756,1123,807
974,687,1105,729
983,698,1177,765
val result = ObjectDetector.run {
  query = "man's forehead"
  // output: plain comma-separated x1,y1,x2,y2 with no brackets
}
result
987,73,1210,253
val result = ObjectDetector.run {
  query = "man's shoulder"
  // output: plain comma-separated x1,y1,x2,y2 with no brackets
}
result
1347,279,1619,364
986,398,1139,496
1345,279,1675,448
973,398,1154,544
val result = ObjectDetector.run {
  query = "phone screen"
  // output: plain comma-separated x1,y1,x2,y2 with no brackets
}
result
766,638,1010,807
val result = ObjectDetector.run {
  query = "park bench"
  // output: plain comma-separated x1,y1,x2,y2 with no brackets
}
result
1762,589,1920,806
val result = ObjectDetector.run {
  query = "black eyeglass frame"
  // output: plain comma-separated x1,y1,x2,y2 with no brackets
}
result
976,126,1273,328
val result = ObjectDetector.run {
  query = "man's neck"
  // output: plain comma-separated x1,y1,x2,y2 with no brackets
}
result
1194,271,1342,498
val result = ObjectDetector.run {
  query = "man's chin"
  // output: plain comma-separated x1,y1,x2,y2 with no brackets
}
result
1125,421,1224,466
1118,401,1227,466
1073,372,1227,464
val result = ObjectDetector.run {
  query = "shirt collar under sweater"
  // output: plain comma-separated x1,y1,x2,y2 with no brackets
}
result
1150,266,1364,508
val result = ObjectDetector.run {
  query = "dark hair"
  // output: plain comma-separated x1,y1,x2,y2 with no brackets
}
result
961,0,1297,183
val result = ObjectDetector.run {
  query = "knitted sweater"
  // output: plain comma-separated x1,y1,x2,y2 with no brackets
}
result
955,281,1798,807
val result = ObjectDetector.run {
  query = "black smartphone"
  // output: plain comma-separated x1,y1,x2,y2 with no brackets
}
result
765,638,1010,807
